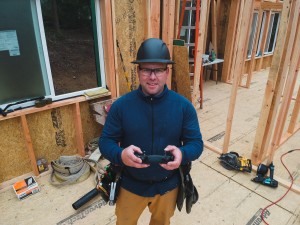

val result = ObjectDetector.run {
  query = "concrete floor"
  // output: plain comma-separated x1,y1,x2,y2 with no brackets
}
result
0,69,299,225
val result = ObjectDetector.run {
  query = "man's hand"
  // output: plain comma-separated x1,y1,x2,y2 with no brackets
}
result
121,145,150,168
160,145,182,170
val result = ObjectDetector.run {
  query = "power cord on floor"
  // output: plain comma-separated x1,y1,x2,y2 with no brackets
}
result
261,149,300,225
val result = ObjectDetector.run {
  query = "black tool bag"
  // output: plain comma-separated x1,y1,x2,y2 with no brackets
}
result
176,162,199,214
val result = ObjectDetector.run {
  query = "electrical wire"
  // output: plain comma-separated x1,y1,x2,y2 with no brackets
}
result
261,149,300,225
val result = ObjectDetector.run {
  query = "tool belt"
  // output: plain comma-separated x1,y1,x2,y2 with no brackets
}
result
176,162,199,214
50,155,98,187
122,169,176,184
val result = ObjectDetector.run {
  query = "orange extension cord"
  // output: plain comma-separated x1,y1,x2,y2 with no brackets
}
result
261,149,300,225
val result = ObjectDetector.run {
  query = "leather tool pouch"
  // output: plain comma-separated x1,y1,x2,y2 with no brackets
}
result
176,162,199,214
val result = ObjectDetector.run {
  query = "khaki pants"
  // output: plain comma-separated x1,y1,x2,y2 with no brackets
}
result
116,187,178,225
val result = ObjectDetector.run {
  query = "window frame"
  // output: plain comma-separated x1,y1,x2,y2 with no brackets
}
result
247,11,259,58
0,0,106,110
264,12,280,55
255,11,266,57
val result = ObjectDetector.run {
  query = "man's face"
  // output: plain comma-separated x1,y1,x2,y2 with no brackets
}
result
138,63,169,96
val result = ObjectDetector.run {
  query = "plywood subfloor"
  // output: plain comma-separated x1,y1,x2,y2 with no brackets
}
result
0,69,299,225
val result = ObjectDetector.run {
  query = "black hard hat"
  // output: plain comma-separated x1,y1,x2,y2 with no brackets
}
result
132,38,175,64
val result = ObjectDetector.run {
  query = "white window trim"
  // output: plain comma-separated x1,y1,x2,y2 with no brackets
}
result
255,11,266,57
264,12,280,55
247,11,259,58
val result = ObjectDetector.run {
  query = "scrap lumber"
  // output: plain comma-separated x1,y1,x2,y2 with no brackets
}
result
90,99,116,126
172,45,192,101
222,0,254,153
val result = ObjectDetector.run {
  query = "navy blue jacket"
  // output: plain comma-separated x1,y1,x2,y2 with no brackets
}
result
99,85,203,197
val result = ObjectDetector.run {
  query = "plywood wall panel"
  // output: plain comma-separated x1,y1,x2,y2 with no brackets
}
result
26,106,77,163
0,118,31,183
114,0,146,96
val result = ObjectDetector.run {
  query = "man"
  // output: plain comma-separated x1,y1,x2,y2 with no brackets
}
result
99,38,203,225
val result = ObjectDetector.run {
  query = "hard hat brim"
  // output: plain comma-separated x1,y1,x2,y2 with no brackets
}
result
131,59,175,64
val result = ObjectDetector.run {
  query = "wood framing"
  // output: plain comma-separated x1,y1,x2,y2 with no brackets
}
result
222,0,254,153
162,0,176,89
99,0,117,98
149,0,161,38
251,0,299,165
192,0,211,107
221,0,240,82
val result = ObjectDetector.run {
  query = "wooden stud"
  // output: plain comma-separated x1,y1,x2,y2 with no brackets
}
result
174,0,181,39
256,11,271,71
192,0,210,108
262,0,300,164
269,19,300,159
162,0,176,89
223,0,254,153
211,0,218,82
246,9,263,88
149,0,161,38
288,84,300,134
73,102,85,157
221,0,240,82
251,0,295,165
100,0,117,98
20,115,39,176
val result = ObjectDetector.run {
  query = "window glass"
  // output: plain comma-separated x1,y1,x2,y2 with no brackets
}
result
41,0,100,95
264,12,280,54
0,0,105,109
247,12,258,58
0,0,50,105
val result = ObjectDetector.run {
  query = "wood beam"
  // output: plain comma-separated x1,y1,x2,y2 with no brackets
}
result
261,2,283,10
20,115,39,176
221,0,240,82
257,11,271,71
223,0,254,153
288,84,300,134
149,0,161,38
246,9,264,88
251,0,295,165
192,0,210,107
162,0,176,89
73,102,85,157
211,0,218,82
269,21,300,158
100,0,117,98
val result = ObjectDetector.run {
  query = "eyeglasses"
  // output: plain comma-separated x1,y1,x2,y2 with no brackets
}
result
138,67,168,77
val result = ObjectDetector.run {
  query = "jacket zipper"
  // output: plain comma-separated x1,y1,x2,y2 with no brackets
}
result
151,97,154,154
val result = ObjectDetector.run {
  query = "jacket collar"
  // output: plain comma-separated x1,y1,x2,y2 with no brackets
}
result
137,85,169,100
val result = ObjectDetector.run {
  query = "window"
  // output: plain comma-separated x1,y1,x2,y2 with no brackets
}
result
247,11,259,58
0,0,105,109
264,12,280,54
255,12,266,56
